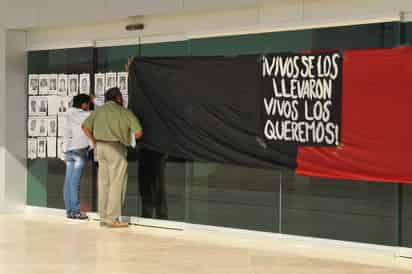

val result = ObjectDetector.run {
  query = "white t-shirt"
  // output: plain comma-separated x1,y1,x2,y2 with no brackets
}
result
63,108,92,152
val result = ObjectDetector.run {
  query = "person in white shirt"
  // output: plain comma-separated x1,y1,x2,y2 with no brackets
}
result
63,94,93,220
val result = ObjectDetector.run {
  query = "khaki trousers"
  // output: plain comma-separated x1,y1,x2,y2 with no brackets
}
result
95,142,128,224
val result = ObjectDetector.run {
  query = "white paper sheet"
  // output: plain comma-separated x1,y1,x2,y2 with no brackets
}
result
28,138,37,159
47,96,59,116
58,114,66,137
37,96,48,116
38,118,48,137
47,137,57,158
57,137,64,160
39,74,49,95
68,74,79,96
47,116,57,137
58,74,68,96
28,117,39,137
37,137,47,158
57,97,70,114
28,96,38,116
106,72,117,90
94,73,106,96
79,73,90,95
28,74,39,95
117,72,128,95
48,74,58,95
94,96,105,107
123,95,129,108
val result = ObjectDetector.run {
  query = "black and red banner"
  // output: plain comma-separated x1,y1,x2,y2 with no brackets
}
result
128,48,412,184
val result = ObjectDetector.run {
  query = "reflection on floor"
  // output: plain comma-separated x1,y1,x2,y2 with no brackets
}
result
0,214,411,274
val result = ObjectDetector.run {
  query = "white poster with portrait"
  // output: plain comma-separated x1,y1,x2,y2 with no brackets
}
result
79,73,90,95
37,96,48,116
47,116,58,137
28,96,38,116
37,137,47,158
94,73,105,96
117,72,128,95
28,74,39,95
68,74,79,96
48,74,58,95
28,117,38,137
47,137,57,158
28,138,37,160
37,118,48,137
58,74,68,96
57,137,64,160
106,72,117,90
39,74,49,95
58,114,66,137
57,97,70,114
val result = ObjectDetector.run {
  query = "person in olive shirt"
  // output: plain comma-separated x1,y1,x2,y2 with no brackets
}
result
82,87,143,228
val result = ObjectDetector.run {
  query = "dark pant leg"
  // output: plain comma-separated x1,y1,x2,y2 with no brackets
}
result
154,154,168,219
139,149,155,218
138,149,168,219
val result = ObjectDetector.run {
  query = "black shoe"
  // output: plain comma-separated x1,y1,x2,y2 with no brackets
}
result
73,213,89,220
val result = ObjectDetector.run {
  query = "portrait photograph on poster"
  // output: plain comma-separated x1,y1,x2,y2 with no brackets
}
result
39,74,49,95
79,73,90,95
37,96,48,116
37,137,47,158
117,72,128,94
28,138,37,160
58,74,68,96
47,137,57,158
106,72,117,90
57,97,70,114
47,116,57,137
38,118,48,137
28,74,39,95
68,74,78,96
95,73,105,96
28,96,38,116
48,74,58,95
28,117,38,137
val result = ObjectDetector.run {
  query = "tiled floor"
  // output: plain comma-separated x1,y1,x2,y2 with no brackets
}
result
0,214,411,274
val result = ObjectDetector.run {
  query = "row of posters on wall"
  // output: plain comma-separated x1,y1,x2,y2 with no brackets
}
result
28,72,128,96
27,72,129,160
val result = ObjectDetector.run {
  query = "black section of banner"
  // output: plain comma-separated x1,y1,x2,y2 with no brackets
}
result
262,53,342,146
128,56,298,169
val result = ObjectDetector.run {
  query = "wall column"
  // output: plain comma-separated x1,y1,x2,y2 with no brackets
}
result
0,29,27,212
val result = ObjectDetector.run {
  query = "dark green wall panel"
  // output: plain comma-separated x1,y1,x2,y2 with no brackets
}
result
27,160,48,207
97,45,138,72
190,30,313,56
404,22,412,45
141,41,189,57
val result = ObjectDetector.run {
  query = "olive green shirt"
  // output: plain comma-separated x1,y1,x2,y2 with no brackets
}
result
82,101,142,146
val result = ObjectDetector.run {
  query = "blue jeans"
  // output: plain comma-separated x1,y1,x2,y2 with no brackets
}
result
63,149,87,216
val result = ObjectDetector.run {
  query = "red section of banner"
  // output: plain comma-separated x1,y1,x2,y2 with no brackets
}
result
296,48,412,183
